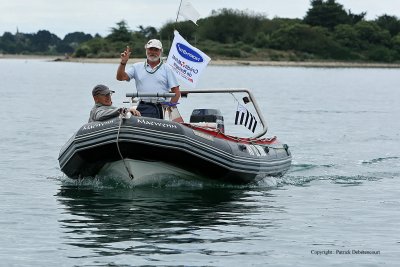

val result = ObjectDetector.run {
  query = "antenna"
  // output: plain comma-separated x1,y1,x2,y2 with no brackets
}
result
175,0,183,24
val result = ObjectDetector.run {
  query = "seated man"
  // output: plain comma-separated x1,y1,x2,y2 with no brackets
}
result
88,84,140,122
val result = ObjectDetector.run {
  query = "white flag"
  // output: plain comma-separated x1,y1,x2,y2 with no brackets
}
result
235,103,258,133
167,30,211,88
178,0,201,25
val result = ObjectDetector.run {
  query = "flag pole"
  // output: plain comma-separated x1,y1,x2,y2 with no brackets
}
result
175,0,183,23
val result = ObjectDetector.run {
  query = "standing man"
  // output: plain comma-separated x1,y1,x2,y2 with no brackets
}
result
89,84,141,123
116,39,181,119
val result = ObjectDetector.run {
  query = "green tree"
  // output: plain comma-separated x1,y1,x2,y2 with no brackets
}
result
269,23,327,52
137,25,158,39
0,32,16,53
59,32,93,54
393,34,400,52
30,30,61,53
56,43,74,53
392,34,400,60
348,10,366,25
198,8,265,43
75,45,91,57
74,37,108,57
334,24,360,49
366,46,395,62
107,20,132,42
354,21,391,48
159,21,197,43
253,32,269,48
63,32,93,44
304,0,352,29
261,18,302,34
269,23,352,59
375,15,400,37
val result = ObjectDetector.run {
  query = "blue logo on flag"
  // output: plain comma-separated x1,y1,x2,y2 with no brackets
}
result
176,43,203,63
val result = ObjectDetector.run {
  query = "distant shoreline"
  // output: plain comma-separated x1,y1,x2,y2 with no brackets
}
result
2,54,400,68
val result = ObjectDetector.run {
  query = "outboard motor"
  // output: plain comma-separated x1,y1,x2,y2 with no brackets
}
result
190,109,224,133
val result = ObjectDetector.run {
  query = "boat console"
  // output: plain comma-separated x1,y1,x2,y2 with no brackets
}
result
189,109,225,133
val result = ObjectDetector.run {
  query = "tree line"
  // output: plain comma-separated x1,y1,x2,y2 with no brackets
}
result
1,0,400,62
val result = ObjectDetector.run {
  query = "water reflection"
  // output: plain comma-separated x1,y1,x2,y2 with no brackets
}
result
56,183,281,259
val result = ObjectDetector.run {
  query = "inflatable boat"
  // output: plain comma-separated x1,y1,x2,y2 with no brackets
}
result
58,89,292,184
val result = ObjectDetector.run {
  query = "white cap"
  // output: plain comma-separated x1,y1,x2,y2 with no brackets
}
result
145,39,163,50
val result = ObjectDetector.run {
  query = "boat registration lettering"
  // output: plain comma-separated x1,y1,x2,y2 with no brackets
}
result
137,119,178,128
82,119,116,131
193,130,214,141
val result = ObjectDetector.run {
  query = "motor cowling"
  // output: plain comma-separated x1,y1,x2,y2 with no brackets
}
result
190,109,224,133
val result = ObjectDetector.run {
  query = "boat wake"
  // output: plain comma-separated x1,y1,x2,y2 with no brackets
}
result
58,173,220,189
55,173,284,190
289,163,334,172
278,174,386,186
54,154,399,189
54,172,395,191
361,156,399,165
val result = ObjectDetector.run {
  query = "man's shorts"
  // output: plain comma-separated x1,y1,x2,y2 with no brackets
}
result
137,101,163,119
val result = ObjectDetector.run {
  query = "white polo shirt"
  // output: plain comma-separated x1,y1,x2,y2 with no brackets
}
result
126,60,179,102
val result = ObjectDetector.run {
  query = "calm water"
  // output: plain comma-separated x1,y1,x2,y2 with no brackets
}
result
0,59,399,266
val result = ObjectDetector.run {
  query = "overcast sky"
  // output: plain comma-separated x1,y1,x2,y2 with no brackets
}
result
1,0,399,38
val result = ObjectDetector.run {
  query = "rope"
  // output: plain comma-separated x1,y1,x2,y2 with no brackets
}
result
116,116,134,179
